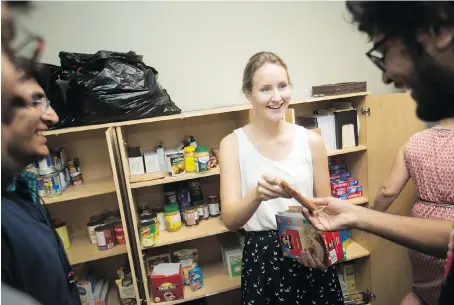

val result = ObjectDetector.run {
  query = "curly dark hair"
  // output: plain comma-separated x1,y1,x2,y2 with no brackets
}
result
346,1,454,44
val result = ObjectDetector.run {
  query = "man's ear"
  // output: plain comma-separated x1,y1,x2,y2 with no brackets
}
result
418,26,454,53
434,26,454,50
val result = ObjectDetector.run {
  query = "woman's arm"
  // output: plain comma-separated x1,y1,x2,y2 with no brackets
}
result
372,142,411,212
307,130,331,197
219,133,289,232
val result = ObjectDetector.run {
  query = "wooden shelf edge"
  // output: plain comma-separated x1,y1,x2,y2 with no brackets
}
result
66,236,127,265
44,92,371,136
141,217,229,251
43,178,116,204
327,145,367,157
131,168,220,189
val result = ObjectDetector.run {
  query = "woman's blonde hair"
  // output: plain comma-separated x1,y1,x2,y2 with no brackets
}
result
242,51,291,96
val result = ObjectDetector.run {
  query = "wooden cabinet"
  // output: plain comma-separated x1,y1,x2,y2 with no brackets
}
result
44,92,424,305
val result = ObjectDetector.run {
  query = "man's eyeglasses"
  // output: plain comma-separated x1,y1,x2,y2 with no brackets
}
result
32,96,51,114
366,36,388,72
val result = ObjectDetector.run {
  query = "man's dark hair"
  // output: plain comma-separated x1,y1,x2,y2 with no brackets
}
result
346,1,454,44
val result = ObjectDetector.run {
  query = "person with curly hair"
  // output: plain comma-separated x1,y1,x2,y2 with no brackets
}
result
299,2,454,305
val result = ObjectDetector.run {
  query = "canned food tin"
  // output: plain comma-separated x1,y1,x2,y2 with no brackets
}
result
104,216,120,225
70,172,83,186
37,176,45,197
114,221,126,245
38,155,55,175
138,218,157,248
58,170,68,191
51,148,66,171
95,224,115,251
43,172,62,197
87,219,102,245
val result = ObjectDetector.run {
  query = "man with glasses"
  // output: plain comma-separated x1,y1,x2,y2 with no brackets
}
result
1,2,80,305
300,2,454,305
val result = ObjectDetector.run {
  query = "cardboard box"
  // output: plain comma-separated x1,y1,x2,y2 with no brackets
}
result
146,253,171,277
331,178,359,191
330,171,350,181
128,156,145,175
276,206,344,265
332,185,362,197
222,247,242,277
93,280,109,305
340,264,356,294
150,263,184,303
144,151,161,174
77,280,95,305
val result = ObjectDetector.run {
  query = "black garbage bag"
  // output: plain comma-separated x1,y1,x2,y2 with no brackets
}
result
59,50,181,126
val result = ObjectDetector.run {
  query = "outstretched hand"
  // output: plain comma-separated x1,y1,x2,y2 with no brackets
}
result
301,197,359,232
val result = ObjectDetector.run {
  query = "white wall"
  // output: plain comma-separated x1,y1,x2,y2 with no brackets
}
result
22,1,397,112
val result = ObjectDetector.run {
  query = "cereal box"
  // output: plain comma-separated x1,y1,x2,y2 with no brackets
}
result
331,178,359,191
276,206,344,265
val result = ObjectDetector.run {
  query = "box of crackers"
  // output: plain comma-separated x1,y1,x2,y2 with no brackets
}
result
276,206,344,265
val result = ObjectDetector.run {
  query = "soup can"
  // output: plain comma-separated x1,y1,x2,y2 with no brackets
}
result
51,148,66,171
43,172,62,197
54,222,71,250
95,224,115,251
114,221,126,245
87,218,103,245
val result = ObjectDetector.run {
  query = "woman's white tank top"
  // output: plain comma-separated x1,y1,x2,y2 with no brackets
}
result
233,125,314,232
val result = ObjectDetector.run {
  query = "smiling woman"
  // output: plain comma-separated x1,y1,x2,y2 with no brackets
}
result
219,51,343,305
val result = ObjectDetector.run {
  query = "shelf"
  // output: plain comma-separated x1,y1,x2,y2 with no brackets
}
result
143,198,364,250
327,145,367,157
150,240,369,304
343,196,368,205
151,261,241,305
43,92,370,136
142,216,229,250
344,241,370,261
131,168,220,189
43,177,116,204
66,236,127,265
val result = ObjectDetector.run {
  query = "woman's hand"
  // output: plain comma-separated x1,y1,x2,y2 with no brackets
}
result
296,250,327,270
255,174,291,202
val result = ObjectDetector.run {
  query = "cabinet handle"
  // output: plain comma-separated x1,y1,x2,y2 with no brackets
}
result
361,107,371,116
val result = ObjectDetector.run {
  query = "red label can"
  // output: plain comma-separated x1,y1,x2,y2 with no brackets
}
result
95,224,115,250
114,221,126,245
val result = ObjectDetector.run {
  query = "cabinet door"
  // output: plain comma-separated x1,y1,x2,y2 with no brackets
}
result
105,127,142,305
365,93,425,305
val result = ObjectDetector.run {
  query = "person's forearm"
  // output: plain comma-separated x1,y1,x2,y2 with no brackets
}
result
355,207,451,258
371,188,397,212
222,187,262,231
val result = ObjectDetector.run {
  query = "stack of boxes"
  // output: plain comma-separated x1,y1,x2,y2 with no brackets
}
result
329,156,363,200
337,263,356,300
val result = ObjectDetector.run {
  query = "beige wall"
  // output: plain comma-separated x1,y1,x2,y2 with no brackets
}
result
23,1,398,112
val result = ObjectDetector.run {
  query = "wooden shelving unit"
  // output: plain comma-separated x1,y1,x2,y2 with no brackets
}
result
151,241,369,305
47,92,424,305
43,178,116,204
66,236,128,265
